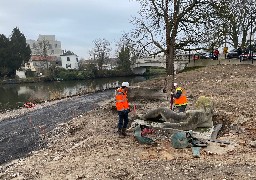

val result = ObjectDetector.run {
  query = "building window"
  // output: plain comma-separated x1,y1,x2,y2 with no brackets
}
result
51,50,54,54
67,57,70,61
49,44,52,49
76,58,78,62
55,44,58,48
66,64,71,68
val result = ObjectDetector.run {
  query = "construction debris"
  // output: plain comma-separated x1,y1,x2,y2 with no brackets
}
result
134,125,157,145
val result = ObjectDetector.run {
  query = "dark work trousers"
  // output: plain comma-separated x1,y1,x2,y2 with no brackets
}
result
118,110,129,129
176,105,187,112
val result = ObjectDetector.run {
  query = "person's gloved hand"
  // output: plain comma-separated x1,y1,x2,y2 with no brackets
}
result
127,108,132,113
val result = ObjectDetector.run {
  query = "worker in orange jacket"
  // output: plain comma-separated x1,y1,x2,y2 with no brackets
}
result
115,82,130,137
171,83,188,112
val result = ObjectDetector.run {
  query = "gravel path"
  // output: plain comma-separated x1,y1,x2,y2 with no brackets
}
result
0,89,114,165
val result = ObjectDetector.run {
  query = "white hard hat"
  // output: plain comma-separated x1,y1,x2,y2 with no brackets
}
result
121,82,129,87
173,83,178,87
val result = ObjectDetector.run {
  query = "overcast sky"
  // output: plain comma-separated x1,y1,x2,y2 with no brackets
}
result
0,0,140,59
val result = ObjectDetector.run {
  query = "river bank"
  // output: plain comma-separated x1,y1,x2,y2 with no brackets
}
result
0,90,114,164
0,75,159,113
1,64,256,179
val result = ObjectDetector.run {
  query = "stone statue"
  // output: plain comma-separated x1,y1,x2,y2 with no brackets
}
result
131,96,214,131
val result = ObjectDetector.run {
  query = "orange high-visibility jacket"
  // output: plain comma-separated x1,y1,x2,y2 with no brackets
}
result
115,87,129,111
174,87,188,106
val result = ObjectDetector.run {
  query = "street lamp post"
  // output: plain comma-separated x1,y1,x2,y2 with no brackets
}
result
249,12,252,60
188,47,191,63
223,21,227,59
211,42,214,60
249,0,254,64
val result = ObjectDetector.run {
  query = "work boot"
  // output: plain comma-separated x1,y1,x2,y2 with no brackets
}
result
117,128,122,134
122,128,127,136
117,128,124,137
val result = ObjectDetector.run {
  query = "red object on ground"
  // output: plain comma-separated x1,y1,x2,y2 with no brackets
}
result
24,102,36,108
141,128,155,136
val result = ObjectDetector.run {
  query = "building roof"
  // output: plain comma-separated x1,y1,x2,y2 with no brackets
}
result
31,55,58,62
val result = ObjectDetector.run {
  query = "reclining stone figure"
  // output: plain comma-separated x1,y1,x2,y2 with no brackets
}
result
131,96,214,131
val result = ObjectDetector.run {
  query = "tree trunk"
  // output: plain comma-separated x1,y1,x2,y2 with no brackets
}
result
164,0,178,97
241,29,248,49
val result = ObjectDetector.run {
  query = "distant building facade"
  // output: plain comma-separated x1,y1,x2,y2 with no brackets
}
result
26,35,62,56
24,55,61,75
25,35,82,75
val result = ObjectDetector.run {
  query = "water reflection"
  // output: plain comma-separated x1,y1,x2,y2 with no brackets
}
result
0,76,153,112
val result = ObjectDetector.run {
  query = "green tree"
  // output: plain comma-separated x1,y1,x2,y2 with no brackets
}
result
117,45,131,71
116,33,139,71
0,34,9,76
8,27,31,76
84,63,97,78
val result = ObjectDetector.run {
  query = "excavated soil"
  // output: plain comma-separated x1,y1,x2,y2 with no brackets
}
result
1,64,256,179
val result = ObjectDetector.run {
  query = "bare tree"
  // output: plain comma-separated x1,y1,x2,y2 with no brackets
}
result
128,0,209,94
209,0,256,49
89,38,111,70
38,38,50,57
228,0,256,49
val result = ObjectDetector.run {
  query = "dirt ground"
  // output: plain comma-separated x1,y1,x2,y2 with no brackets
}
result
1,64,256,180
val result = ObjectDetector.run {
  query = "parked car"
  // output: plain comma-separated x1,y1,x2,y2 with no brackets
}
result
200,52,212,59
239,51,256,61
193,52,212,60
227,49,240,59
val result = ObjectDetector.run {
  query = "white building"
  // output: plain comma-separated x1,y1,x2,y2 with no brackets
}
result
60,54,79,70
26,34,81,72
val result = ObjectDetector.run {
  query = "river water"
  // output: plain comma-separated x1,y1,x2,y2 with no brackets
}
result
0,76,154,112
